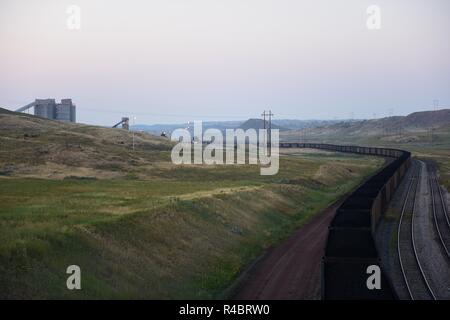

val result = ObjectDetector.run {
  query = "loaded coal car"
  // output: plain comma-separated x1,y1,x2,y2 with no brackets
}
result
278,142,411,299
321,146,410,299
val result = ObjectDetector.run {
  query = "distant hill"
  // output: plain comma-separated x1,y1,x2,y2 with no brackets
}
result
281,109,450,144
133,119,344,134
344,109,450,134
273,119,344,130
402,109,450,128
239,118,288,131
132,121,243,135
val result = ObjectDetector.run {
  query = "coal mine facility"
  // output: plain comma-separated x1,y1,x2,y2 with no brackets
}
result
279,143,411,300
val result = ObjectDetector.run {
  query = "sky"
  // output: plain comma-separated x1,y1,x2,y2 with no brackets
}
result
0,0,449,125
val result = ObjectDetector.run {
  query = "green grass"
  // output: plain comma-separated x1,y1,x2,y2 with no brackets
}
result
0,152,381,299
0,111,172,177
281,125,450,191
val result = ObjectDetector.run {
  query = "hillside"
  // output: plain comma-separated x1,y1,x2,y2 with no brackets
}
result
273,119,343,130
133,121,243,135
132,119,343,135
281,109,450,142
0,108,172,179
0,108,384,299
281,108,450,192
239,118,288,131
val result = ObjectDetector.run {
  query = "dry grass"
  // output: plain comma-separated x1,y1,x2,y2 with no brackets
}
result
0,152,381,299
0,110,172,179
0,109,384,299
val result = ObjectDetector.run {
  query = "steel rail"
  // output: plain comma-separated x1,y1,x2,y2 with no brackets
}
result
429,173,450,259
398,164,436,300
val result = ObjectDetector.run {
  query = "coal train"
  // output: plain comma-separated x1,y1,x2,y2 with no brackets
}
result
279,142,411,299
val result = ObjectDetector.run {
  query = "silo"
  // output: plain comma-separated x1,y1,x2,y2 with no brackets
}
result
55,104,72,122
70,104,76,122
56,99,75,122
34,99,56,119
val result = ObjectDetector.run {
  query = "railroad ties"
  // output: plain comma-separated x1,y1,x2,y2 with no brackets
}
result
398,163,436,300
429,167,450,259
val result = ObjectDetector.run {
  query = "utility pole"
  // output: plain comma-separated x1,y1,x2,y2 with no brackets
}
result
430,100,439,145
267,110,274,154
268,110,274,147
386,108,393,136
132,116,136,151
268,110,274,130
433,99,439,111
261,110,274,151
261,110,267,129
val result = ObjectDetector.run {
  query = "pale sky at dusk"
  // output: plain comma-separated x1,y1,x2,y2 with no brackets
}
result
1,0,449,125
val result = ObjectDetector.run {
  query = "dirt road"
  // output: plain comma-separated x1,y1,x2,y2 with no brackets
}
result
232,199,343,300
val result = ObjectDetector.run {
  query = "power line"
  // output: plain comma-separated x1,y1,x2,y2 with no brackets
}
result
81,107,250,119
267,110,274,148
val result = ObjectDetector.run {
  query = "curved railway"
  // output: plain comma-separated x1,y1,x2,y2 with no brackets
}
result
280,142,410,299
429,166,450,259
397,162,436,300
277,143,449,299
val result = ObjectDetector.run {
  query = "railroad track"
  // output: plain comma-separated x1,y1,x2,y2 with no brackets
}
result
397,162,436,300
429,167,450,259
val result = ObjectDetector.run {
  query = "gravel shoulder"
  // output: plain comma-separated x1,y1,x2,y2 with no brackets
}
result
376,160,450,300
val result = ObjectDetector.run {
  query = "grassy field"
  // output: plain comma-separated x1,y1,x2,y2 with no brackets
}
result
0,151,382,299
0,109,385,299
281,124,450,191
0,109,172,179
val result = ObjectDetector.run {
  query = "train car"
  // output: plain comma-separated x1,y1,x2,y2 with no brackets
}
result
278,142,410,299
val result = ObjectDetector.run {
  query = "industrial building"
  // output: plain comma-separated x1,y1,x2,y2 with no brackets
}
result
112,117,130,130
16,98,76,122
